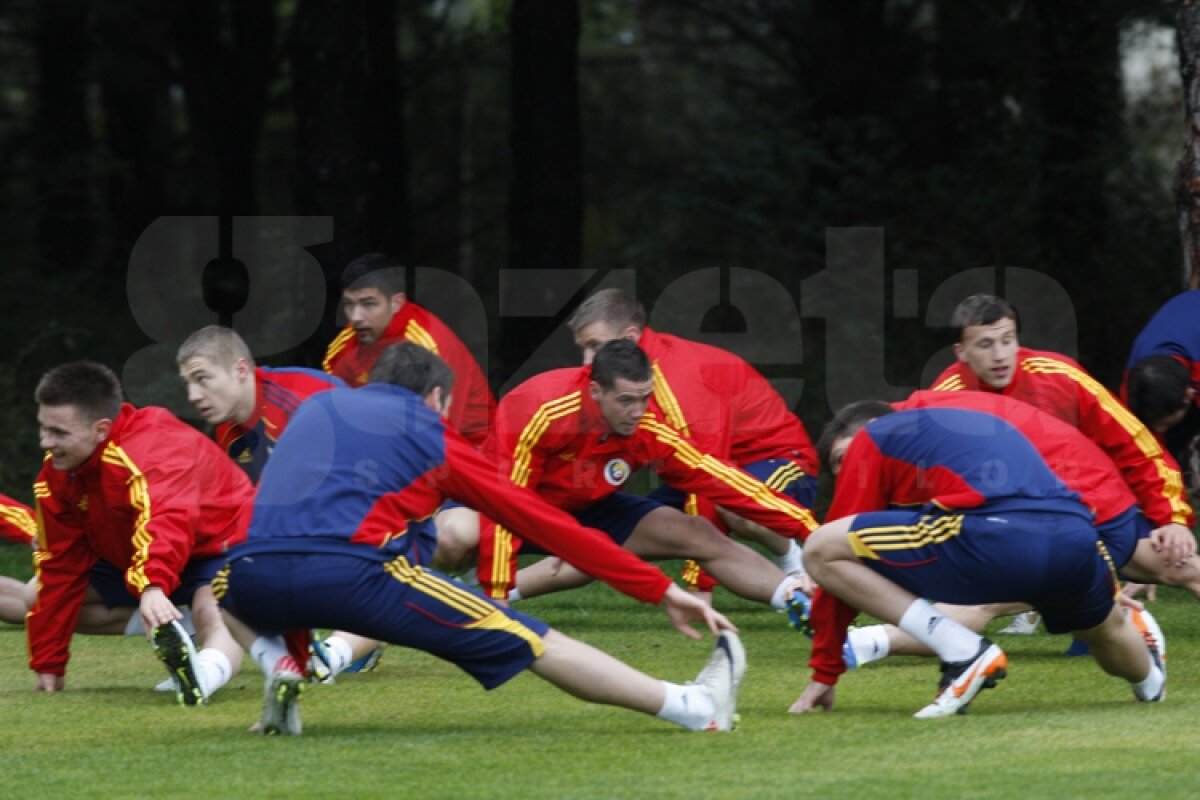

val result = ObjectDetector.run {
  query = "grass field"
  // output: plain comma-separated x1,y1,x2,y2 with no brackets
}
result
2,540,1198,799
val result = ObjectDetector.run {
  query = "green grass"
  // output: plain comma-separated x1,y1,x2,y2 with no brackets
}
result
2,540,1199,799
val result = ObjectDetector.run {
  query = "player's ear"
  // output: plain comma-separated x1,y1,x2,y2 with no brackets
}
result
620,326,641,344
952,342,966,362
388,292,407,314
234,358,252,382
588,381,603,403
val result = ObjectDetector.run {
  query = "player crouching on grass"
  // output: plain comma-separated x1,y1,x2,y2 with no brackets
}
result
790,401,1166,719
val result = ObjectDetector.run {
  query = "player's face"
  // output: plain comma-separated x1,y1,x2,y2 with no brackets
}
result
179,356,253,425
955,318,1019,389
574,321,640,366
591,377,654,436
38,404,109,472
343,287,404,344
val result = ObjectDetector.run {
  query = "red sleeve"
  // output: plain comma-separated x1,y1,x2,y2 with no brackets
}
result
1065,368,1194,527
807,587,861,686
0,495,36,545
27,479,96,676
439,432,671,603
639,415,819,539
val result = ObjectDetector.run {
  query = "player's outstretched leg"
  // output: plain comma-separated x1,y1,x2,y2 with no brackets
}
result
527,628,744,731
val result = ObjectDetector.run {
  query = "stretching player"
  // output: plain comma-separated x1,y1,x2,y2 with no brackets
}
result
439,340,815,614
323,252,494,444
789,402,1166,718
28,362,250,705
564,288,817,595
930,294,1193,640
839,390,1198,667
216,344,744,735
1123,289,1200,494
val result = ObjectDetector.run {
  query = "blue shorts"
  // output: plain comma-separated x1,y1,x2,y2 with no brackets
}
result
89,556,225,609
847,508,1117,634
516,492,662,556
1095,507,1152,572
219,550,550,690
651,457,818,511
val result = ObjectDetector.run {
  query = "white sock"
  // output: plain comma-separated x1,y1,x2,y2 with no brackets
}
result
321,636,354,676
775,539,805,575
1131,660,1165,701
508,587,523,603
123,613,146,636
195,648,233,699
655,681,717,731
250,636,290,675
769,576,796,610
848,625,891,666
897,599,981,663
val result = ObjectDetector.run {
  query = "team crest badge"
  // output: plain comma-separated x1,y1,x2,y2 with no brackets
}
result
603,458,631,486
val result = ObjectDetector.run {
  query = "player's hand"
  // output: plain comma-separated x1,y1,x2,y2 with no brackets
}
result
36,672,64,693
1148,523,1196,567
1115,592,1145,612
789,680,835,713
138,586,182,636
660,584,737,640
1121,582,1157,603
789,571,817,597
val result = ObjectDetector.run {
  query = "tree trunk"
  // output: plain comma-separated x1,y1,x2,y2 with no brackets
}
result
34,0,93,272
1176,0,1200,289
1028,0,1124,376
170,0,278,214
291,0,407,357
503,0,583,374
95,2,175,297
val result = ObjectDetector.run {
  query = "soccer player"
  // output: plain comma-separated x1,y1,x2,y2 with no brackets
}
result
839,390,1200,667
28,361,251,705
789,402,1167,718
1123,289,1200,492
929,294,1194,638
176,325,388,679
564,288,817,590
323,252,494,445
216,343,744,735
459,339,817,608
177,325,344,483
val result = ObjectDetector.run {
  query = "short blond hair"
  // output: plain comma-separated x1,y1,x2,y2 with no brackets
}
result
176,325,255,370
567,288,646,336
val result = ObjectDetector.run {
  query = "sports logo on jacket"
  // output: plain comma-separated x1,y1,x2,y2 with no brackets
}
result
603,458,631,486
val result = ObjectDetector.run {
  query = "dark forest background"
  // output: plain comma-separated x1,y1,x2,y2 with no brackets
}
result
0,0,1193,493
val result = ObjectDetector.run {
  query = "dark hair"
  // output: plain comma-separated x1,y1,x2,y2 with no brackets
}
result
816,400,895,472
1127,355,1191,428
35,361,123,422
370,342,455,399
341,253,405,295
567,288,647,335
590,339,651,389
950,294,1020,338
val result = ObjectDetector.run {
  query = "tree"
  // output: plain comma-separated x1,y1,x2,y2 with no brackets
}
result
503,0,583,374
1176,0,1200,289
